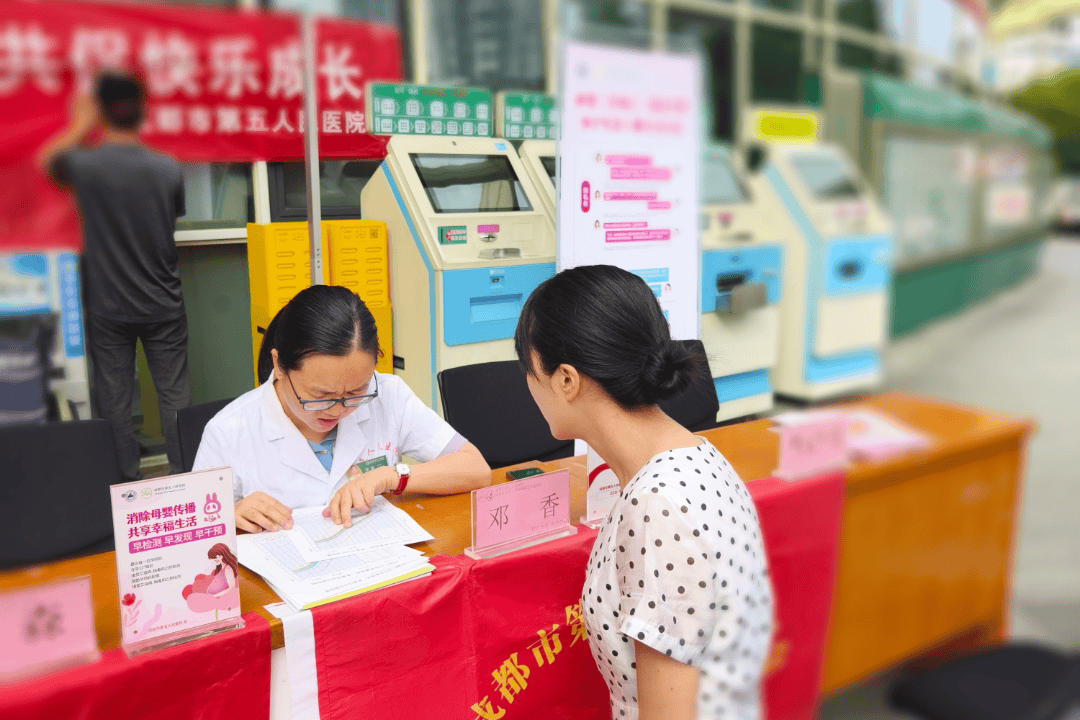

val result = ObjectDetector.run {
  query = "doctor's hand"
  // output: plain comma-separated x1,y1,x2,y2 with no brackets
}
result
323,466,397,527
235,492,293,533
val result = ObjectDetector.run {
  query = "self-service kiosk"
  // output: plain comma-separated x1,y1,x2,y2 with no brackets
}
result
741,109,892,401
516,139,557,221
362,135,556,412
0,251,90,420
698,145,784,421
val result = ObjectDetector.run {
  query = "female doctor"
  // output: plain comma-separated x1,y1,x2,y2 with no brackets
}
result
192,285,491,533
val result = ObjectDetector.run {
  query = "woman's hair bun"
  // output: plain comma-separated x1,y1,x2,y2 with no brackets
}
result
638,340,696,404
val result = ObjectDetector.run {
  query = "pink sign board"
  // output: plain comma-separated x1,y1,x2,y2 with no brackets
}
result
603,221,648,229
470,470,572,552
584,447,621,525
605,154,652,165
610,166,672,180
606,229,671,243
774,415,849,480
648,201,672,210
0,576,100,682
476,224,500,233
111,468,243,655
604,191,658,201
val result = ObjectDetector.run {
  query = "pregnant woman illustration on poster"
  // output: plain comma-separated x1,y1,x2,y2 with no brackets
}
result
182,543,240,620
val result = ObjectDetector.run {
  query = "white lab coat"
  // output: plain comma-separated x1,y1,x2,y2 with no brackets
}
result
192,371,458,509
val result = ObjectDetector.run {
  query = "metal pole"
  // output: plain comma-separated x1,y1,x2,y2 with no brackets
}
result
302,11,323,285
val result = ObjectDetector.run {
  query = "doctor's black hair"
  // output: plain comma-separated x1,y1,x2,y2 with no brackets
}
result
514,264,705,409
257,285,381,382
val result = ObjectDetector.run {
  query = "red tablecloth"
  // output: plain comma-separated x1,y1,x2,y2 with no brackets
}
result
2,611,272,720
754,473,845,720
311,472,845,720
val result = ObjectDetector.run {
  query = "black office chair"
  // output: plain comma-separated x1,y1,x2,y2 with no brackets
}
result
659,340,719,433
890,644,1080,720
438,361,574,468
176,397,235,473
0,419,119,568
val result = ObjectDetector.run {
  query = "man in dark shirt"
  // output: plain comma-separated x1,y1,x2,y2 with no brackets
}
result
41,72,191,480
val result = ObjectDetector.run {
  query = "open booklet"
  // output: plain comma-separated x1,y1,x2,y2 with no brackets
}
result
237,497,435,610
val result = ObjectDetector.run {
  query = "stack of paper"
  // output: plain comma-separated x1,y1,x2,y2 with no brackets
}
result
843,409,930,460
772,408,930,462
238,497,435,609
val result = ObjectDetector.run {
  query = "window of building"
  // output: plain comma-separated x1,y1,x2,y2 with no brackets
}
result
425,0,545,91
837,43,905,76
269,0,412,79
563,0,652,50
268,160,381,222
751,25,803,103
836,0,905,39
668,10,736,141
176,163,254,231
752,0,803,15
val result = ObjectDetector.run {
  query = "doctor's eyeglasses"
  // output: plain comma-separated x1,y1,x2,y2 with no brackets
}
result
286,372,379,411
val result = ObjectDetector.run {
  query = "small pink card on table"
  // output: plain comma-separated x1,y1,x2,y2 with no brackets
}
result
845,409,930,460
110,467,243,656
582,445,621,527
0,576,100,683
773,412,850,480
465,469,577,560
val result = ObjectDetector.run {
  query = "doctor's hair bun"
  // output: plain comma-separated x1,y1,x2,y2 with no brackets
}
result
256,285,380,382
514,264,706,409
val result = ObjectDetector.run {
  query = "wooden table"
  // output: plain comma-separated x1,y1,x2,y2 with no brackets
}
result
0,391,1033,697
0,456,591,653
810,393,1034,694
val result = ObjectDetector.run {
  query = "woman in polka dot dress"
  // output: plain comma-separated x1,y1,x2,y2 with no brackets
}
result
514,265,773,720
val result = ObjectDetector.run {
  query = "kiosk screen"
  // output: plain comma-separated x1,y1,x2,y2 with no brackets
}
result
540,156,557,185
790,150,862,200
410,154,533,213
701,157,748,204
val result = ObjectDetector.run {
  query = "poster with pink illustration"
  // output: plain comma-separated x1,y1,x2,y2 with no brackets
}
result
558,41,701,341
110,467,242,655
583,445,620,525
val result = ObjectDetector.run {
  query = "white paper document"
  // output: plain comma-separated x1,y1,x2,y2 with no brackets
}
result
238,530,433,609
286,497,434,562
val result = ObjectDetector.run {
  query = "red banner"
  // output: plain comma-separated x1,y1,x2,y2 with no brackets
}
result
0,611,272,720
0,0,402,251
310,473,845,720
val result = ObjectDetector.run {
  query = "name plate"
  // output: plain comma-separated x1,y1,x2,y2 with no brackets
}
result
111,467,244,656
0,576,100,682
465,469,577,560
773,413,849,480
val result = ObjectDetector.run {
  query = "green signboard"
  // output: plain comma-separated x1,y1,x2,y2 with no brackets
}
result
496,92,558,141
365,82,494,137
438,225,468,245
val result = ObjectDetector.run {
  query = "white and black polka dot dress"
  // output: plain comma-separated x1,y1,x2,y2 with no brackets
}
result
582,441,773,720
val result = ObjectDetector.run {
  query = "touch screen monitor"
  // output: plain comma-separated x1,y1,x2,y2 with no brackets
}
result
739,134,893,402
410,154,533,213
698,145,784,423
515,140,557,223
788,150,863,200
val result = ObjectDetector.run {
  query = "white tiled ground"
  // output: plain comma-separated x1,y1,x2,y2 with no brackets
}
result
819,238,1080,719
